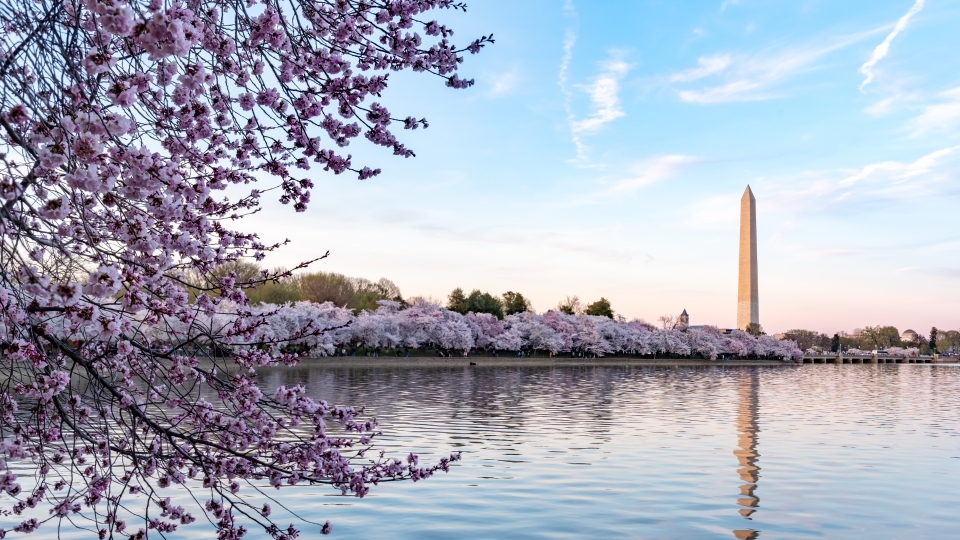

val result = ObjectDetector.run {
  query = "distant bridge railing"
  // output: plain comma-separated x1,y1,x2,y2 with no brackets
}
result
801,354,938,365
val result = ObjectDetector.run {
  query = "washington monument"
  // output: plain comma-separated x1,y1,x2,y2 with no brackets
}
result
737,186,759,330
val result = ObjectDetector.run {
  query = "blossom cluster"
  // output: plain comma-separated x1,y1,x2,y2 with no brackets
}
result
0,0,485,536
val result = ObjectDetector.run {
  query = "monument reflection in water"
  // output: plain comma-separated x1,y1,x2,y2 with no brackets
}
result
733,370,760,539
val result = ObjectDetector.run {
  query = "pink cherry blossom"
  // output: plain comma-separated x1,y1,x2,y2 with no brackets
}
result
0,0,484,536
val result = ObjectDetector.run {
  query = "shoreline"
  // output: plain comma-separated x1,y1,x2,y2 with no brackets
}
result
299,356,791,369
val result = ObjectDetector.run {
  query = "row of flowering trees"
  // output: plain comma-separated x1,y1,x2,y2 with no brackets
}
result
158,300,804,361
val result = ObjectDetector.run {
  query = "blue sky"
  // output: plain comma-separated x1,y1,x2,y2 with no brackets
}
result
247,0,960,335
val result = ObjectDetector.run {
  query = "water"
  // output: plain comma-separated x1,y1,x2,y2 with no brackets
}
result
254,364,960,539
9,364,960,538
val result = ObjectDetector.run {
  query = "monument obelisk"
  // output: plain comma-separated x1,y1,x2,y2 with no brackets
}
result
737,186,758,330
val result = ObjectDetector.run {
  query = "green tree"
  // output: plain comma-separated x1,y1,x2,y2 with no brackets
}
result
466,289,504,319
374,278,403,301
298,272,402,312
351,289,383,312
585,297,614,318
930,327,939,354
939,330,960,353
745,322,765,337
831,333,841,353
246,278,302,305
301,271,355,306
502,291,531,315
556,295,582,315
242,266,304,305
784,329,819,351
839,335,858,350
447,288,469,314
349,277,401,311
860,325,900,350
183,260,265,300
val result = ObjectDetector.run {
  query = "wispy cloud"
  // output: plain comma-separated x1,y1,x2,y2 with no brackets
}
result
865,94,901,116
571,58,631,133
558,30,576,95
859,0,924,91
558,0,584,158
669,54,731,83
767,145,960,212
720,0,740,12
558,8,577,99
486,68,518,97
775,245,861,260
671,28,885,104
558,1,632,161
604,155,699,194
912,87,960,134
814,248,859,258
837,146,958,188
682,194,739,228
674,48,805,103
374,213,639,263
932,268,960,280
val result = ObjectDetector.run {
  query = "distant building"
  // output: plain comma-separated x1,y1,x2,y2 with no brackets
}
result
683,310,735,334
688,325,735,334
677,310,734,334
901,329,919,343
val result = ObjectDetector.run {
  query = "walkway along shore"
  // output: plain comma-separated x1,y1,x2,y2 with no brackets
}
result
301,356,792,368
298,354,949,369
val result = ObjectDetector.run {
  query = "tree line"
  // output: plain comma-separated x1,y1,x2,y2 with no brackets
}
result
202,264,956,356
193,261,623,323
783,326,958,355
445,290,614,320
187,260,403,312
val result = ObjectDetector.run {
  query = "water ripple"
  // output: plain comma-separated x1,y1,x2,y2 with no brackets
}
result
266,365,960,539
17,364,960,539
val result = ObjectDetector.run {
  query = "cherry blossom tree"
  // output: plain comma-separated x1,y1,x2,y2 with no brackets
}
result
503,312,564,354
687,330,719,360
464,311,503,351
395,299,444,350
568,314,604,356
541,311,575,352
621,321,653,355
353,303,401,351
431,309,474,352
0,0,490,535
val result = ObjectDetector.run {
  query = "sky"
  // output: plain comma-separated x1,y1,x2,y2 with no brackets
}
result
243,0,960,335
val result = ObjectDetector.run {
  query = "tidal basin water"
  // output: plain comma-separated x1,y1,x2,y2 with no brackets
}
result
251,363,960,539
15,364,960,539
